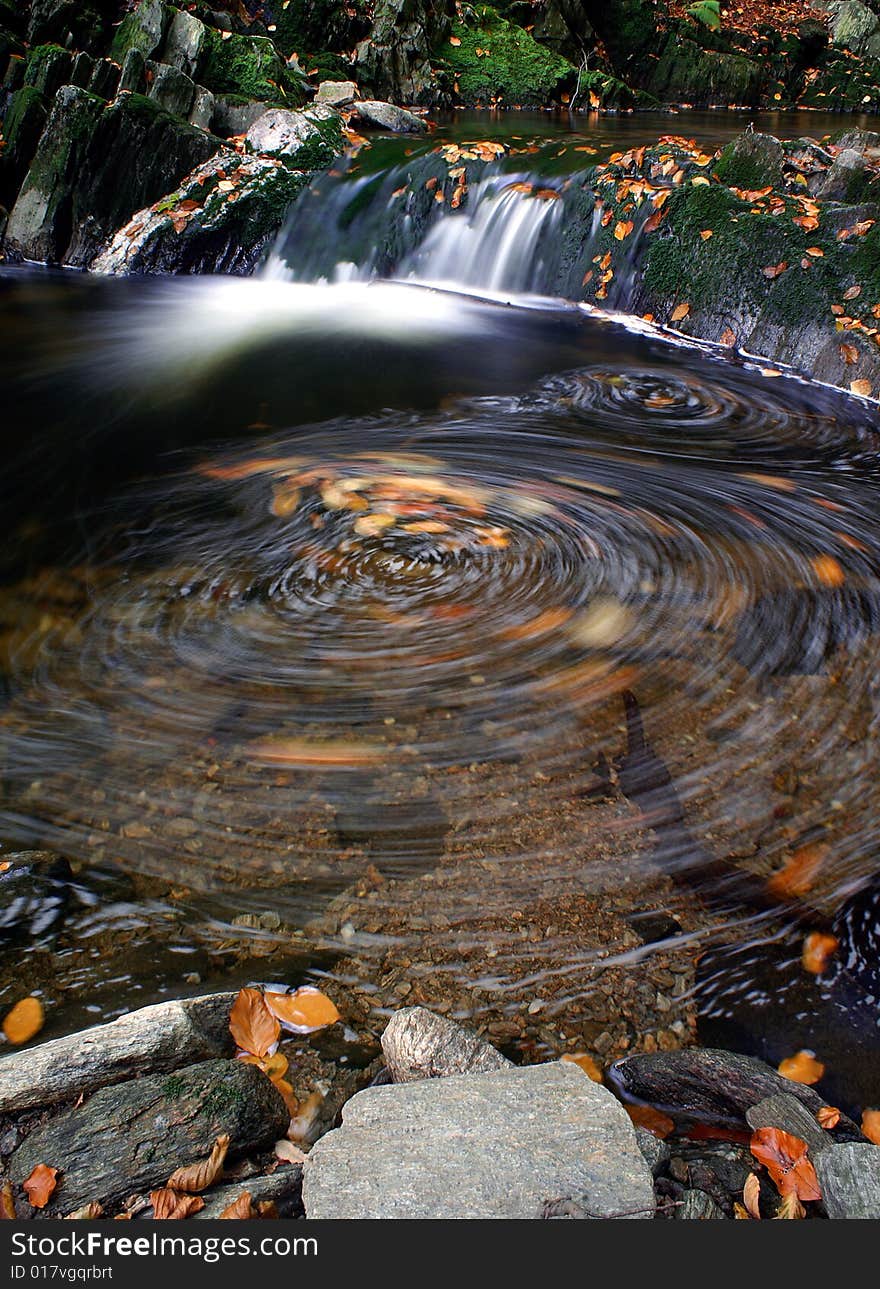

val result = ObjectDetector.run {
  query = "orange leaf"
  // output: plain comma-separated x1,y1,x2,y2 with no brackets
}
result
851,379,873,397
626,1104,674,1138
778,1051,825,1086
229,988,280,1059
793,215,819,231
743,1172,762,1220
805,246,824,258
721,326,737,347
671,302,690,323
862,1109,880,1144
561,1052,603,1082
150,1188,205,1220
0,1181,15,1219
2,996,44,1045
816,1106,840,1130
219,1191,256,1219
23,1165,58,1209
749,1128,821,1201
246,737,383,767
768,841,828,898
843,284,861,300
264,986,340,1034
810,554,845,587
802,931,839,975
762,261,788,279
166,1134,230,1193
449,35,461,46
699,228,713,240
840,342,859,365
613,220,633,241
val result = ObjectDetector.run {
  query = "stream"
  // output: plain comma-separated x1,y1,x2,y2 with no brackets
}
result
2,112,880,1114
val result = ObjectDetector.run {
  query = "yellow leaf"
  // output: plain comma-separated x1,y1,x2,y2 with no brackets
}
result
743,1173,762,1220
670,302,690,323
265,986,341,1034
2,997,44,1045
778,1051,825,1086
699,228,713,240
816,1106,840,1130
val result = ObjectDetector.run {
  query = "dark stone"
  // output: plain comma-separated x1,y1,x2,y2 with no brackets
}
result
714,131,785,191
146,60,196,118
746,1093,833,1157
27,0,115,51
676,1189,724,1219
110,0,169,63
69,51,95,90
9,1059,289,1216
191,1165,304,1219
0,86,48,208
118,48,147,96
87,58,121,101
24,44,73,99
355,0,454,104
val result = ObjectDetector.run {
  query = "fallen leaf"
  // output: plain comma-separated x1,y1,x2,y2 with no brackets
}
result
862,1109,880,1145
750,1128,821,1201
700,228,713,240
778,1051,825,1086
671,302,690,323
288,1089,324,1144
816,1106,840,1130
274,1140,308,1165
449,35,461,46
614,220,633,241
65,1202,104,1219
851,378,873,397
844,284,862,300
561,1052,603,1082
721,326,737,347
805,246,824,258
23,1165,58,1209
0,1182,15,1219
150,1188,205,1220
626,1104,674,1138
167,1134,230,1193
264,986,340,1034
246,737,382,767
802,931,839,975
2,996,44,1045
762,261,788,279
840,342,859,365
775,1191,806,1219
743,1172,762,1220
768,841,829,897
220,1192,256,1218
229,988,280,1059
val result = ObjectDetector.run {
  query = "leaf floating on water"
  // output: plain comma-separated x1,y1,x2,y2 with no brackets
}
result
229,987,280,1059
23,1165,58,1209
738,473,797,493
743,1172,762,1220
816,1106,840,1131
802,931,839,975
246,737,383,768
567,597,633,648
265,986,341,1034
197,456,304,481
150,1188,205,1220
778,1051,825,1086
2,996,44,1045
749,1128,821,1202
167,1133,230,1194
810,554,846,587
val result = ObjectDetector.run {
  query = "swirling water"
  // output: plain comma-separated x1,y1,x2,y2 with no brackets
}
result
2,117,880,1106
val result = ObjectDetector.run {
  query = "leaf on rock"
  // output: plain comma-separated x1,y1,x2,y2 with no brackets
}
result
625,1104,674,1138
762,261,788,279
561,1052,603,1082
671,302,690,323
150,1188,205,1220
816,1106,840,1131
768,840,829,897
274,1140,308,1165
23,1164,58,1209
0,1181,15,1220
229,988,280,1059
749,1128,821,1201
775,1191,806,1219
777,1051,825,1086
810,555,846,588
743,1172,762,1220
167,1133,230,1194
264,986,341,1034
219,1191,256,1219
2,996,44,1045
862,1109,880,1145
851,379,873,397
840,342,860,365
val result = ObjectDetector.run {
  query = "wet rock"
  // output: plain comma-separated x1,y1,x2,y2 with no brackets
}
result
211,94,271,137
0,851,71,947
69,52,95,91
828,1,880,59
634,1125,670,1177
91,150,306,276
146,62,196,118
118,48,147,97
201,28,303,107
24,44,72,100
746,1092,832,1157
161,8,207,81
190,1165,304,1219
354,0,452,105
189,85,215,131
0,991,237,1113
350,99,427,134
815,1142,880,1218
26,0,110,51
0,86,48,208
814,148,873,202
676,1189,724,1219
245,106,343,168
381,1006,511,1082
9,1059,289,1216
110,0,170,64
608,1048,862,1135
714,131,785,192
315,80,358,108
303,1061,654,1218
88,59,121,101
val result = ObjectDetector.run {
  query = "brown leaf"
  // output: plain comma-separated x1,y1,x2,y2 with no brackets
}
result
449,35,461,46
274,1140,308,1165
802,931,839,975
150,1188,205,1220
625,1104,674,1138
750,1128,821,1202
840,342,860,365
560,1052,603,1082
851,378,873,397
862,1109,880,1145
0,1181,15,1220
777,1051,825,1086
843,284,862,300
743,1172,762,1220
699,228,713,240
23,1165,58,1209
219,1191,256,1219
810,555,846,588
670,302,690,323
2,996,44,1045
65,1202,104,1220
805,246,824,257
762,261,788,279
167,1134,230,1193
768,841,829,898
816,1106,840,1130
721,326,737,347
775,1191,806,1219
229,988,280,1059
264,986,340,1034
613,220,633,241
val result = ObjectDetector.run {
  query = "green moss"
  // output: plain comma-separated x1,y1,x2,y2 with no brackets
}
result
272,0,368,63
163,1074,186,1098
3,86,46,148
24,44,72,96
201,29,304,106
442,6,575,107
714,135,782,190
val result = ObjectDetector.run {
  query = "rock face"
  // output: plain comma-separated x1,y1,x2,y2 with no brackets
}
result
302,1061,655,1218
828,1,880,59
245,106,343,166
5,88,221,264
815,1142,880,1218
350,99,427,133
9,1059,290,1216
381,1006,511,1082
0,992,236,1113
315,80,358,107
355,0,453,104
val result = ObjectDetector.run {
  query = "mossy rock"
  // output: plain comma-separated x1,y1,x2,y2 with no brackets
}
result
0,85,48,207
272,0,370,61
644,33,765,105
714,132,784,191
23,43,73,99
578,69,658,111
201,28,305,106
110,0,169,62
442,6,576,106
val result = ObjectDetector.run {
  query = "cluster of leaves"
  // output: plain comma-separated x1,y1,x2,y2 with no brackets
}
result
230,983,340,1117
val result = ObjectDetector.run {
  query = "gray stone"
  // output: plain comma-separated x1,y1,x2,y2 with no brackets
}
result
302,1061,655,1219
24,45,73,99
212,94,271,137
381,1006,511,1083
118,48,147,97
147,61,196,118
814,148,868,201
0,992,237,1113
716,130,784,190
816,1143,880,1218
746,1093,831,1158
245,107,343,167
315,80,358,108
88,59,122,101
676,1189,724,1219
111,0,169,63
161,9,207,80
9,1059,289,1216
189,85,215,131
829,1,880,55
351,99,427,134
634,1125,670,1177
69,52,95,90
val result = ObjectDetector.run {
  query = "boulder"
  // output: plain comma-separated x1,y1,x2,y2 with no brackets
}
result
146,61,196,118
201,28,304,106
5,88,221,265
714,131,785,191
302,1061,655,1218
191,1165,304,1219
161,8,207,80
110,0,169,63
350,99,427,133
315,80,358,107
211,94,271,137
26,0,112,51
118,47,147,96
69,52,96,90
0,87,48,208
380,1006,511,1082
24,44,73,99
0,992,237,1113
9,1059,289,1216
91,150,306,276
829,0,880,58
815,1142,880,1218
189,85,215,131
746,1093,832,1158
87,58,121,101
813,147,872,201
355,0,452,104
245,106,344,168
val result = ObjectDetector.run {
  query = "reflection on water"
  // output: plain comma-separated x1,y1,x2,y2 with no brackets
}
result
2,270,880,1106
